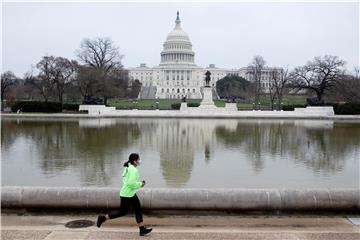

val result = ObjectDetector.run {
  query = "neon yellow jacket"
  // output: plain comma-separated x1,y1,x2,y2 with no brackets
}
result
120,164,142,197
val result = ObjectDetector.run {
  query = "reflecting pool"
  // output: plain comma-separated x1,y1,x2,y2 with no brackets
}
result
1,118,359,188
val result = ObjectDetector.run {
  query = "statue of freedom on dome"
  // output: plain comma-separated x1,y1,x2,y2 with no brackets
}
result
205,71,211,87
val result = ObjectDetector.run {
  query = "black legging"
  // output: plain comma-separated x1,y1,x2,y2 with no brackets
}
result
108,194,143,223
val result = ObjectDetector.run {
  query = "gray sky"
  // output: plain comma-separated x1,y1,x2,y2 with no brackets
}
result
2,1,359,76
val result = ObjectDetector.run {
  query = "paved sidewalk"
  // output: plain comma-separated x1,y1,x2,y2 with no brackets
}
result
1,214,359,240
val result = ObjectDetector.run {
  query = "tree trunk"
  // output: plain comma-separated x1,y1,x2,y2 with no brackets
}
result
277,97,282,111
316,91,323,105
58,92,63,108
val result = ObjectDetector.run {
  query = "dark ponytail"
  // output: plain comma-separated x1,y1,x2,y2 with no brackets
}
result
123,153,140,167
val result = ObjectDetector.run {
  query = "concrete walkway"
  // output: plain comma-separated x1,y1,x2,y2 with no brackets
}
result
2,213,359,240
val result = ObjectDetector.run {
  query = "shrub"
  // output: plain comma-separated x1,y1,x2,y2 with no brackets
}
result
11,101,62,113
188,103,200,107
334,103,360,115
281,104,306,111
62,103,80,111
171,103,181,110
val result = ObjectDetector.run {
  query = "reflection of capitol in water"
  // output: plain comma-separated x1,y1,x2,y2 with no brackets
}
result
74,118,356,186
79,119,118,128
134,119,238,187
2,118,359,188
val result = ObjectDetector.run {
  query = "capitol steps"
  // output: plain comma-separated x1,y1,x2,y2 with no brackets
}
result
138,86,157,99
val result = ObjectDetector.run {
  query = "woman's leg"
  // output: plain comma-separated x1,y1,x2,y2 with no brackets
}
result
107,197,130,220
97,197,131,228
131,194,152,236
130,194,143,224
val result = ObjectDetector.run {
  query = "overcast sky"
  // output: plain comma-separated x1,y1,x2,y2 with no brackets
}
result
2,1,359,76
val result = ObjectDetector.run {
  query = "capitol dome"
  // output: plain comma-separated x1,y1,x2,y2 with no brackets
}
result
160,12,195,66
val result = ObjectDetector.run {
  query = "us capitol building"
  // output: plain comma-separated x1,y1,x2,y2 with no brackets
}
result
128,12,276,99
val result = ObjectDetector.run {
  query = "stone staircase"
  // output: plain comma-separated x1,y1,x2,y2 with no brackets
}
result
138,86,157,99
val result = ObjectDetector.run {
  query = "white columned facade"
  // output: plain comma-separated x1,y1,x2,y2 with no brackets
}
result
128,12,282,99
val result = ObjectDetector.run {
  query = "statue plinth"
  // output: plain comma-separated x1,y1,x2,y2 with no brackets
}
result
200,87,215,107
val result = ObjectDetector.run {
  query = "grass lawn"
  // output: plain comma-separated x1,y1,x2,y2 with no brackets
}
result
108,95,306,110
108,99,226,109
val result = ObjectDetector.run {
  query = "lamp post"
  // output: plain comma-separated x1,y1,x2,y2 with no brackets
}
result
258,102,261,111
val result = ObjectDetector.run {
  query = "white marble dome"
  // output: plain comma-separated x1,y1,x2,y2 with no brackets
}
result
160,12,195,66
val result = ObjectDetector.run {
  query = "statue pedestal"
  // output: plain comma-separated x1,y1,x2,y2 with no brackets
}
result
180,102,188,111
200,87,215,107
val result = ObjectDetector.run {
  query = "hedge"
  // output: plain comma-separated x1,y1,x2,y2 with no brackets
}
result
62,103,80,111
11,101,80,113
281,103,360,115
333,103,360,115
171,103,181,110
188,103,200,107
281,104,306,111
11,101,62,113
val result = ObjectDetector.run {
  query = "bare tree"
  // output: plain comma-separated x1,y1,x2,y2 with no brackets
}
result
23,71,40,100
270,68,289,110
268,71,277,110
333,67,360,103
1,71,18,109
289,55,345,104
76,37,127,104
354,67,360,79
1,71,18,100
76,66,104,102
33,56,57,102
248,55,266,109
76,37,123,72
52,57,78,105
32,56,77,104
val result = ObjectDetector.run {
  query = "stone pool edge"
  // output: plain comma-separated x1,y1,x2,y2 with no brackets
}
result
2,187,359,211
1,113,360,120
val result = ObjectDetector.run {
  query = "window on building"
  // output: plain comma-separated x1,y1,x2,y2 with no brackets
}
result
161,88,164,93
177,89,180,93
193,89,196,93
